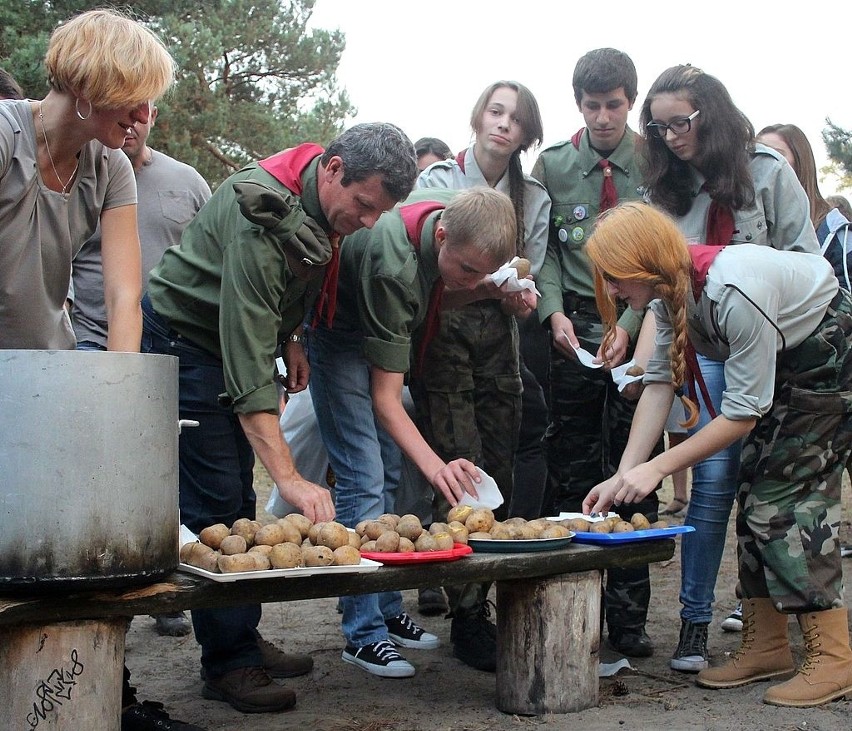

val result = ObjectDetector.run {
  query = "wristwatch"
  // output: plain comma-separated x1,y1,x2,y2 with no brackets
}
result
288,333,305,345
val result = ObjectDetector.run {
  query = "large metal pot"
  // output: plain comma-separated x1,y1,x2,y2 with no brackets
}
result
0,350,179,592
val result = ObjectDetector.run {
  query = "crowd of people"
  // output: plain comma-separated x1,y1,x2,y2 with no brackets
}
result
2,8,852,730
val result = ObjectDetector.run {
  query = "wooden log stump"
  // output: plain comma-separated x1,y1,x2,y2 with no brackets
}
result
495,570,601,714
0,618,127,730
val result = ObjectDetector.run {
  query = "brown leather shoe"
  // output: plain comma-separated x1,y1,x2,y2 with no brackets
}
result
255,631,314,678
201,666,296,714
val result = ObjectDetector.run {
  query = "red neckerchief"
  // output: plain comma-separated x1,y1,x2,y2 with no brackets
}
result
572,128,617,213
455,148,467,173
400,200,447,376
684,244,726,419
706,198,736,248
258,144,341,329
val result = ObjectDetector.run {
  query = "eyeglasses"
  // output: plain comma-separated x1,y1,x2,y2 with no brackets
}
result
646,110,700,139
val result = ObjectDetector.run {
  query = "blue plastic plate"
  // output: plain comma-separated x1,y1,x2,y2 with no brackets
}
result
570,525,695,544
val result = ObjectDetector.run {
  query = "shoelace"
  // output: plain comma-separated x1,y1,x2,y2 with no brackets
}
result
799,623,822,675
681,624,708,656
731,610,756,660
368,640,404,662
395,612,420,635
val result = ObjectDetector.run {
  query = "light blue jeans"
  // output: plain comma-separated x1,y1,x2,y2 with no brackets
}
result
679,355,742,624
308,323,404,647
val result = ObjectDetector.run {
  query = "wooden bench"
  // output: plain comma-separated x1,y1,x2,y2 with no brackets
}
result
0,539,674,729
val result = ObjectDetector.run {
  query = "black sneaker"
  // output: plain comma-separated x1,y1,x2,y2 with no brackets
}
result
121,700,206,730
386,612,440,649
417,587,449,616
670,619,709,672
450,609,497,672
342,640,415,678
608,627,655,658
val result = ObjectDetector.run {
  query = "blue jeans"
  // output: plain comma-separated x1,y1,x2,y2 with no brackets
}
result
307,323,403,647
141,295,262,677
679,355,742,624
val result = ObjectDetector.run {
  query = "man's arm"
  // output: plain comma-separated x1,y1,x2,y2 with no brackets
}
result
238,410,335,523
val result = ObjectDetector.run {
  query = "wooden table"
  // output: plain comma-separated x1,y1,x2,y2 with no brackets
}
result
0,539,675,729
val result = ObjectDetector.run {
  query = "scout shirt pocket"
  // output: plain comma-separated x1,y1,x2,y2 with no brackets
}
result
551,202,594,250
729,210,769,246
158,190,198,226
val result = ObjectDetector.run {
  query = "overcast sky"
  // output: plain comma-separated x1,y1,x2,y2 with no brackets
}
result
309,0,850,196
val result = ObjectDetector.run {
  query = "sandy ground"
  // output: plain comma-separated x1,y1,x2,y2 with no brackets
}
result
125,471,852,731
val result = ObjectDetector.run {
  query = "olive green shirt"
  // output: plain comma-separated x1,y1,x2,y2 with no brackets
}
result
532,127,644,339
333,188,456,373
148,159,328,414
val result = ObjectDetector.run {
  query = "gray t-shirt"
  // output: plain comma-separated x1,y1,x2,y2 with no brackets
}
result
71,149,211,347
0,99,136,350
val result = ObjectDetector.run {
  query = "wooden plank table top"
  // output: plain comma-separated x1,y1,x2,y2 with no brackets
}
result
0,539,674,626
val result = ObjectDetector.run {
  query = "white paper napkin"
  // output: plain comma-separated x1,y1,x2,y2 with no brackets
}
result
458,467,504,510
572,345,603,369
489,257,541,296
610,359,645,392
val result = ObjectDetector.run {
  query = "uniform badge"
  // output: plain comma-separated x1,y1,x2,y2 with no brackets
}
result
573,205,587,221
571,226,585,243
558,227,569,243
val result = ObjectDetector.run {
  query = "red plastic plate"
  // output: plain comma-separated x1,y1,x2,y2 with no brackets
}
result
360,542,473,565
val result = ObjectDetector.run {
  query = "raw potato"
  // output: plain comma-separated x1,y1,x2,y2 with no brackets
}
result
269,542,303,569
626,365,645,377
414,533,437,552
447,521,469,544
274,519,304,545
432,532,454,550
254,523,287,546
347,531,362,550
360,540,377,552
631,513,652,530
230,517,258,546
333,545,362,566
251,553,271,570
612,521,635,533
446,505,474,524
514,257,531,278
282,513,313,539
396,515,424,541
199,523,230,550
181,542,220,573
249,544,273,556
649,520,670,530
302,545,334,567
219,534,248,556
377,513,400,528
565,518,593,533
318,522,350,550
375,530,401,553
540,524,571,539
589,521,613,534
489,523,512,540
468,531,492,540
308,522,327,544
397,537,416,552
428,522,450,536
364,521,390,541
218,553,261,573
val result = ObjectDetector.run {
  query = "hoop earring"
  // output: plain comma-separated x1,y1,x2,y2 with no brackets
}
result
75,98,92,121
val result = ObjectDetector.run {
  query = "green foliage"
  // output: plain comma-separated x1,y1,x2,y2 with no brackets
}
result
823,118,852,191
0,0,353,187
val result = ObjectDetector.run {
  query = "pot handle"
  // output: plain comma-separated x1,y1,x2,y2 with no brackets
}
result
178,419,200,434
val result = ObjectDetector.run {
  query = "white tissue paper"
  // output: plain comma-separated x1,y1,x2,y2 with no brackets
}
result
489,256,541,296
610,359,645,392
458,467,504,510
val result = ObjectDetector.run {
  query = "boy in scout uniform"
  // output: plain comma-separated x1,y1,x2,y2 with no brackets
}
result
532,48,660,658
308,187,519,678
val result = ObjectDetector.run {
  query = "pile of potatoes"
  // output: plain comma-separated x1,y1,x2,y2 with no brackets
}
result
180,515,362,574
559,513,669,534
356,513,457,552
443,505,572,541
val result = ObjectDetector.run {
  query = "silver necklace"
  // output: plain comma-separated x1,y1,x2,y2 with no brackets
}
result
38,102,78,196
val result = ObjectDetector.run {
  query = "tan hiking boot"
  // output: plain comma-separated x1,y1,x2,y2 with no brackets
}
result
696,598,794,689
763,607,852,707
254,631,314,678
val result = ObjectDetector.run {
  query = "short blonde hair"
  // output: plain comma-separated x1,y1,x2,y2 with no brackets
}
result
442,187,517,266
45,9,175,109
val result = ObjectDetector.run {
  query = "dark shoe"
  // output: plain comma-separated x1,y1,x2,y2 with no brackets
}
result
608,627,655,658
342,640,415,678
386,612,440,649
152,612,192,637
121,700,205,730
451,609,497,672
660,497,689,517
671,620,709,672
721,601,744,632
254,630,313,678
202,666,296,713
418,587,448,616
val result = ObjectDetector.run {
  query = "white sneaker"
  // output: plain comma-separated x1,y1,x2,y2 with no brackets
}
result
721,601,743,632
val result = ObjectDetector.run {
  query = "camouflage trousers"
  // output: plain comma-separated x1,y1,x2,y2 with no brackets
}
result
544,304,661,631
410,300,522,616
737,290,852,612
